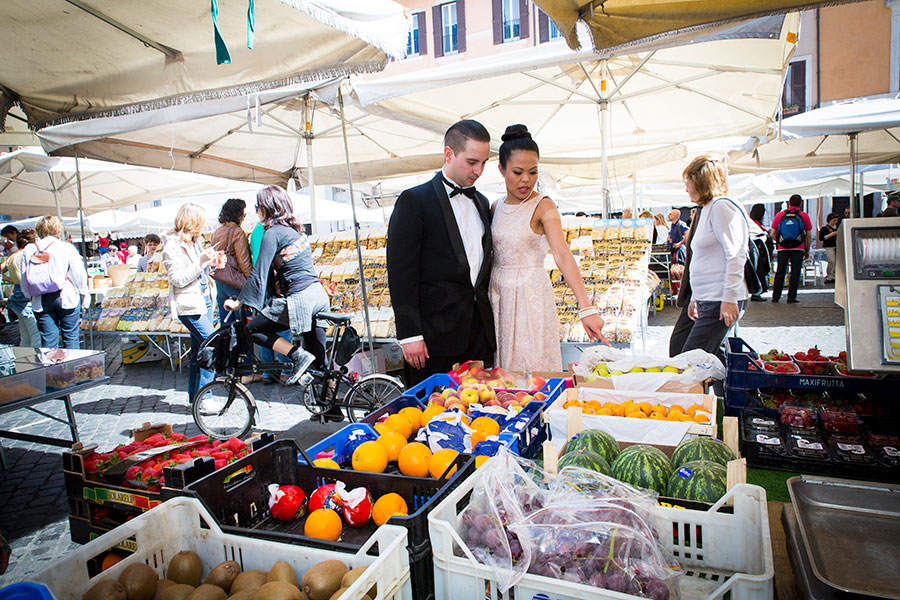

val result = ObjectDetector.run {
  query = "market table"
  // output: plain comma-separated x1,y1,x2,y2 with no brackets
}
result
0,346,108,466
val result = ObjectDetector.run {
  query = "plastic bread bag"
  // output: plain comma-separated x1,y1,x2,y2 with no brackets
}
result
574,346,726,392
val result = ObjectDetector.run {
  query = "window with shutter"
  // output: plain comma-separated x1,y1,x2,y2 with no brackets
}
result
502,0,520,42
441,2,458,54
782,59,808,116
406,12,421,56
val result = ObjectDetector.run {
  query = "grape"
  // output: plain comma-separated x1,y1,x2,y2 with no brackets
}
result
560,569,583,583
605,572,627,593
574,541,595,558
493,542,509,559
458,525,470,543
484,529,503,549
473,513,494,531
540,562,562,579
508,538,522,559
461,510,477,527
589,572,606,588
645,579,670,600
467,528,482,546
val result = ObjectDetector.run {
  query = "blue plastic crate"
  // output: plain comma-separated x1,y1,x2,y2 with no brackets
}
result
0,584,54,600
497,400,548,459
361,395,427,426
302,423,379,464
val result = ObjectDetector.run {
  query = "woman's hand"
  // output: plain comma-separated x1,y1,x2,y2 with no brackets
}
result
720,301,739,327
581,314,611,346
688,300,699,321
223,298,242,312
199,247,217,265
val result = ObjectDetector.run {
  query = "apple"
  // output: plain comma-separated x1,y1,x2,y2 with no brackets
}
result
460,388,480,405
479,388,497,403
520,394,535,404
441,388,459,401
445,400,464,412
484,399,501,408
531,375,547,391
429,391,443,403
662,366,679,373
498,392,516,404
460,376,479,385
533,392,547,402
429,397,445,408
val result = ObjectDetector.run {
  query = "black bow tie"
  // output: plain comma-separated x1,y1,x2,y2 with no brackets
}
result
442,175,478,200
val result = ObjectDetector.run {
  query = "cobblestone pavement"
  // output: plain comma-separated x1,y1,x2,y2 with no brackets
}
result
0,282,848,586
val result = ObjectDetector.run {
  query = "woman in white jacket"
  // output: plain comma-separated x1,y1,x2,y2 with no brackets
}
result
161,204,220,402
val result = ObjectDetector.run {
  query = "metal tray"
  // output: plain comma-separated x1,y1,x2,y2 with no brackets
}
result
787,476,900,599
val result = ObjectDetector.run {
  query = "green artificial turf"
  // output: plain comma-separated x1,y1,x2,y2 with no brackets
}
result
747,467,799,503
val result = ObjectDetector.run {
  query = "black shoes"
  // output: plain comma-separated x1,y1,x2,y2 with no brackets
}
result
750,295,767,302
787,298,800,304
771,297,780,303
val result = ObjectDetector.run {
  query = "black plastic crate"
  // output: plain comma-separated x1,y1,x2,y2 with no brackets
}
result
184,438,476,600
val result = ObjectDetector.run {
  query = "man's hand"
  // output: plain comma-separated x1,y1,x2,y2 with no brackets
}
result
720,301,740,327
688,300,699,321
401,339,429,370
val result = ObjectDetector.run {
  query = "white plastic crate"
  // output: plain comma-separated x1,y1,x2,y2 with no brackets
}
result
427,469,773,600
30,497,411,600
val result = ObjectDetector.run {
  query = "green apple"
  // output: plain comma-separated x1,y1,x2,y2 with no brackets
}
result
662,366,679,373
627,367,645,373
610,370,624,376
593,363,610,376
645,367,662,373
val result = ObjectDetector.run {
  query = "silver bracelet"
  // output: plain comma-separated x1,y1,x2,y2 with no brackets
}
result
578,306,599,319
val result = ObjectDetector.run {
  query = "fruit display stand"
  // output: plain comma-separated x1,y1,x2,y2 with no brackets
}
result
427,466,773,600
30,497,411,600
183,438,476,600
64,427,273,545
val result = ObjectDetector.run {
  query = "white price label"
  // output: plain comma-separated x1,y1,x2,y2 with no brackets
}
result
796,438,824,450
837,443,865,454
756,434,781,446
883,446,900,458
752,417,776,427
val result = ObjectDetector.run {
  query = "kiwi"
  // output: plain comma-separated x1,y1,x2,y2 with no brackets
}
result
186,584,227,600
266,562,298,588
83,579,127,600
153,580,176,600
300,561,348,600
230,571,267,594
158,584,195,600
326,588,345,600
119,563,159,600
168,551,203,587
206,561,241,593
226,591,255,600
340,568,375,599
251,581,302,600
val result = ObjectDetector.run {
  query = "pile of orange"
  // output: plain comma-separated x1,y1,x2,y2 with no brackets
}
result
565,399,711,423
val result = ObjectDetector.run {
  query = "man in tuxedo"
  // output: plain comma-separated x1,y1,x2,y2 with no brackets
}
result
387,120,496,384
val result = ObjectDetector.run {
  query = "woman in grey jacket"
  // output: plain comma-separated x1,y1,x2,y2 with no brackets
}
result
162,203,220,402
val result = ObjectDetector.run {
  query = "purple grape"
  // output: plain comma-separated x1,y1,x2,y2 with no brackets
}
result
508,538,522,559
484,529,503,548
458,525,470,543
540,562,562,579
589,572,606,588
574,541,596,558
645,580,670,600
467,528,482,546
473,513,494,531
461,510,477,527
605,572,627,593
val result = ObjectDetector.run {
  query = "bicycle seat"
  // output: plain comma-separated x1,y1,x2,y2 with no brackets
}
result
316,311,353,324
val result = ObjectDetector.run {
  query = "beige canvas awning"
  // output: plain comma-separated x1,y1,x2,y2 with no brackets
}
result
0,0,408,130
534,0,865,52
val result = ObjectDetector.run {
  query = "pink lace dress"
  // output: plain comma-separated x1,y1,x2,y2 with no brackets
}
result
489,194,562,373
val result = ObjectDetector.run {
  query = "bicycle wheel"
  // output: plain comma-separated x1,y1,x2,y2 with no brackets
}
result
192,377,255,439
300,372,332,416
344,374,404,422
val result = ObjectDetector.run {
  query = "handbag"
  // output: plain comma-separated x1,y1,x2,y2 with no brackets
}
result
210,227,247,290
716,197,762,296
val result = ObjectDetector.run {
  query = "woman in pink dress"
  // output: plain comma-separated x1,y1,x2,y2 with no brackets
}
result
489,125,607,373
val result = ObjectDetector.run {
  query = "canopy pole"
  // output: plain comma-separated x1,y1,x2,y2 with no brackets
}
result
337,85,375,363
49,173,64,221
850,132,858,217
74,149,94,350
600,61,610,219
631,173,638,216
304,96,318,234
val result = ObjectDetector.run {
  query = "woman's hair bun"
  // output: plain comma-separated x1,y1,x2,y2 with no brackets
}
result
501,124,531,142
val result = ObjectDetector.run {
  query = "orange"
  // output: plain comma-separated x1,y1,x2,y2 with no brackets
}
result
609,403,625,417
638,401,653,416
351,440,388,473
475,455,490,468
563,399,583,409
383,414,413,439
313,457,340,469
429,448,460,478
584,408,597,415
584,400,603,411
649,411,666,420
596,407,613,416
372,493,408,526
422,404,445,425
304,508,342,541
101,552,126,571
652,404,668,417
627,410,647,419
470,431,487,448
470,416,501,438
376,431,408,462
399,406,424,432
693,413,710,423
669,404,685,414
398,442,432,477
686,404,706,417
621,400,636,413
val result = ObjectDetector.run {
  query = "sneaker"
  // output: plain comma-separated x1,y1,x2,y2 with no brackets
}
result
285,348,315,385
750,295,767,302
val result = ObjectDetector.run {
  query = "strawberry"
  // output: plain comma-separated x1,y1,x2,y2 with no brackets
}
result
775,365,788,373
211,450,234,461
214,459,228,470
187,434,209,443
144,433,165,445
225,437,247,453
191,450,210,458
125,466,143,481
170,432,187,441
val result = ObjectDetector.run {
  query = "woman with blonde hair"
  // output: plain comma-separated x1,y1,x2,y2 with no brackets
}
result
669,156,750,373
162,203,220,402
20,216,89,348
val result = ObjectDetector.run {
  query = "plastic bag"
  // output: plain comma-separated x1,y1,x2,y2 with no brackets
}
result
574,347,725,392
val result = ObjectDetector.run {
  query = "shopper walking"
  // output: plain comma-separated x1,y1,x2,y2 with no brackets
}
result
3,229,41,347
770,194,812,303
210,198,252,324
667,209,689,264
669,156,750,372
161,204,219,402
819,213,839,284
20,216,89,349
748,203,773,301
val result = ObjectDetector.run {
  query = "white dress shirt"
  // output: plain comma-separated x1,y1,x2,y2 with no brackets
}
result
399,169,486,347
688,198,750,304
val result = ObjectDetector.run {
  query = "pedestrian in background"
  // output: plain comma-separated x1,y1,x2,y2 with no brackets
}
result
137,233,161,272
819,213,839,284
667,208,689,264
3,229,41,347
769,194,812,303
21,216,89,349
210,198,252,325
748,203,773,301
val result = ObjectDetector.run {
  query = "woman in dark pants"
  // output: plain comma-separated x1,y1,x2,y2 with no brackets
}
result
669,156,750,392
224,185,330,385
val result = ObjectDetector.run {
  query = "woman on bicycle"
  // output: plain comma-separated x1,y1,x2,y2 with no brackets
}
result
224,185,329,385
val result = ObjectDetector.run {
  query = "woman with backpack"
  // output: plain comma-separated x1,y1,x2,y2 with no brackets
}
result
669,156,750,379
20,216,89,349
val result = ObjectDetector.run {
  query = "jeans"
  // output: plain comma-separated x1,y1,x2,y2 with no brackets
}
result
669,299,748,394
35,291,81,349
772,249,805,301
10,303,41,348
179,296,215,402
215,281,242,325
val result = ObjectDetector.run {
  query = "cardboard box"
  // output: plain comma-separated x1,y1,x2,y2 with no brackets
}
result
132,421,173,442
575,375,708,395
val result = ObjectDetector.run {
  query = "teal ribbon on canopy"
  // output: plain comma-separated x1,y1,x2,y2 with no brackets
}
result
211,0,256,64
247,0,255,50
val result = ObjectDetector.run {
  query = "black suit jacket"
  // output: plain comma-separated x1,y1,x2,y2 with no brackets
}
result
386,172,496,357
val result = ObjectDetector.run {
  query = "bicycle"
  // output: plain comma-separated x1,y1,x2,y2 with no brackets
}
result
191,307,404,439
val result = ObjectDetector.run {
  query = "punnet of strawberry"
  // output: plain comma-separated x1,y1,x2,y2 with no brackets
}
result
760,348,791,362
793,347,832,375
82,432,251,492
762,361,800,374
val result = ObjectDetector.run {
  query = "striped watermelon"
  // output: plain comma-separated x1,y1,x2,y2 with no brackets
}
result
557,448,613,476
610,444,673,495
562,429,620,465
666,460,727,503
670,436,736,469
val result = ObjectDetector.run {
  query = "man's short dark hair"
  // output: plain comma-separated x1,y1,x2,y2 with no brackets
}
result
788,194,803,208
887,192,900,206
143,233,161,245
1,225,18,238
826,213,838,222
444,119,490,154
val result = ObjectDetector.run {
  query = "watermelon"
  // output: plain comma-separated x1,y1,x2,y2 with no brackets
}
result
666,460,727,503
557,448,613,476
562,429,620,465
610,444,673,495
670,436,736,469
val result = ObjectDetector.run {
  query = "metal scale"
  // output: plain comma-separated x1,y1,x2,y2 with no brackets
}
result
834,217,900,374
